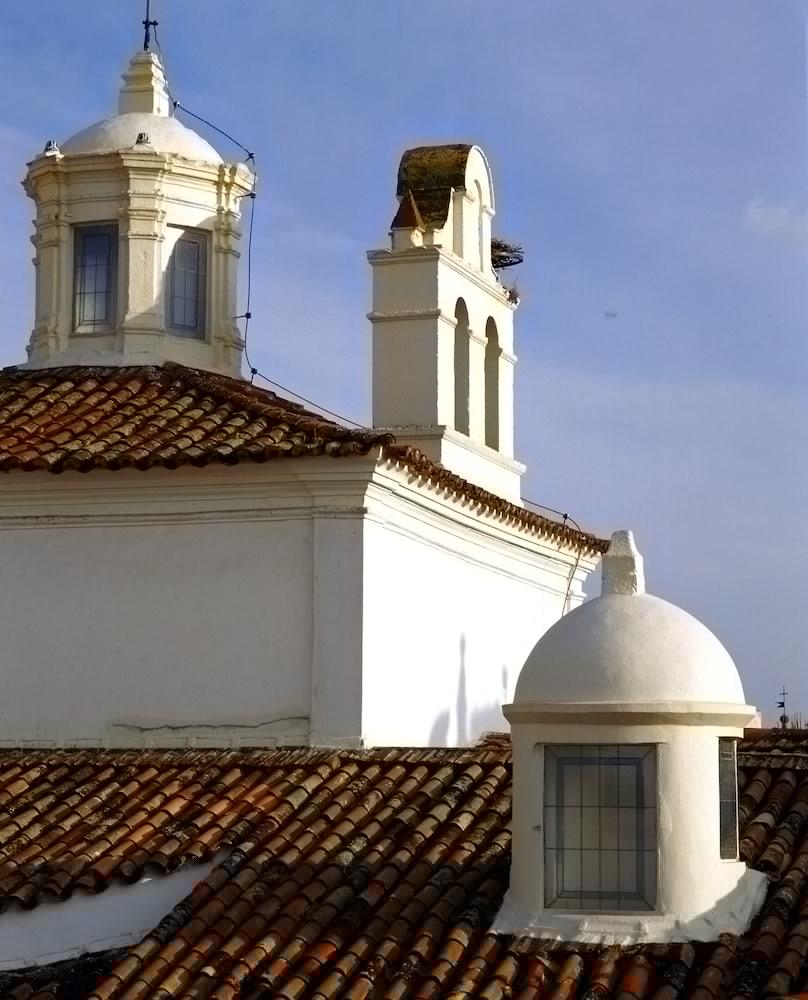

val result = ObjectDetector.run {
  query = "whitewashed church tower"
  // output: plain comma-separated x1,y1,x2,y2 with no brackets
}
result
368,145,523,501
23,48,254,376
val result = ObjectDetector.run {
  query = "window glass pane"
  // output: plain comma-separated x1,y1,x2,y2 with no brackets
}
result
166,229,207,338
581,764,599,805
544,744,657,912
74,225,116,329
619,807,637,851
600,849,619,892
581,850,599,889
619,765,637,807
601,807,618,849
600,764,619,806
719,739,739,859
562,806,581,849
619,852,638,893
561,849,581,894
581,806,599,849
562,762,581,805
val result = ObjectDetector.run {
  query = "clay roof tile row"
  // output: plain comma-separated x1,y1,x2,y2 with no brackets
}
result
4,734,808,998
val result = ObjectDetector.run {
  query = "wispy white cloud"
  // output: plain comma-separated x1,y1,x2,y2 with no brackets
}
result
743,198,808,242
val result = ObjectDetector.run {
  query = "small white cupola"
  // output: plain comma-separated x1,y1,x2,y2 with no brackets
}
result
23,49,254,376
497,530,767,943
368,144,524,501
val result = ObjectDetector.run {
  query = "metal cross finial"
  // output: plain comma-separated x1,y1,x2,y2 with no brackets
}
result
777,685,789,729
143,0,158,51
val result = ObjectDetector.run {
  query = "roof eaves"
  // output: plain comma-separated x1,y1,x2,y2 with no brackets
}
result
382,443,608,557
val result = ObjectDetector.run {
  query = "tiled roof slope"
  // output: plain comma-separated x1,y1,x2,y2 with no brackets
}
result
0,364,605,555
0,365,391,473
3,732,808,998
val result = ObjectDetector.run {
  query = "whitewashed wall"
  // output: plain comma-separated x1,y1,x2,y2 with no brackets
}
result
0,457,596,748
360,463,593,746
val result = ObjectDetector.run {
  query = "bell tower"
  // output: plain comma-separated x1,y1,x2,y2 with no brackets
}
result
23,49,254,377
368,144,524,501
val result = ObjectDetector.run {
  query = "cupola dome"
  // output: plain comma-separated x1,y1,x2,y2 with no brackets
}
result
62,114,222,163
497,530,766,944
515,531,745,706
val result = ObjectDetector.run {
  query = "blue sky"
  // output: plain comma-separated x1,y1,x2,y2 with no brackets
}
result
1,1,807,722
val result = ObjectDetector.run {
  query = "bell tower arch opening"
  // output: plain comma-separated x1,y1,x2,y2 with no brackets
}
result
454,298,471,435
484,317,500,450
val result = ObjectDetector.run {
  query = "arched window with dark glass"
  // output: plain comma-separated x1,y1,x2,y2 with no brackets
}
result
73,224,118,331
166,228,208,339
454,298,470,434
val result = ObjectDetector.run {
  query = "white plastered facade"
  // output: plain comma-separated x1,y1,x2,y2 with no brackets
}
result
0,459,596,750
497,532,767,944
368,147,523,502
23,51,253,376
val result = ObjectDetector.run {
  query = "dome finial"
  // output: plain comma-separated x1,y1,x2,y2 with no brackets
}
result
602,528,645,595
142,0,158,52
119,48,170,117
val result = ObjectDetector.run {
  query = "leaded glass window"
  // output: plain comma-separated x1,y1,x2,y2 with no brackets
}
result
544,745,657,911
166,228,208,339
719,738,739,860
73,225,117,330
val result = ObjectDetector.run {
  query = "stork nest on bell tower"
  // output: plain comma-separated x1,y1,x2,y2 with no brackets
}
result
491,237,524,270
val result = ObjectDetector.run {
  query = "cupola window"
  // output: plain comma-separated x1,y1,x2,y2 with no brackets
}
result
73,224,118,331
166,228,208,339
543,744,657,911
718,738,739,860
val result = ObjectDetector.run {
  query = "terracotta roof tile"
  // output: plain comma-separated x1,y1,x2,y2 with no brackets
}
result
0,363,605,555
5,732,808,997
0,365,391,473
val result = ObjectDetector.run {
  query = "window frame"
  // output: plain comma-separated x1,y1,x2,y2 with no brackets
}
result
543,744,658,913
165,227,209,340
72,223,118,333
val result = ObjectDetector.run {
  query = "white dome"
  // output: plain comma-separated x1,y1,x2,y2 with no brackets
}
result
514,531,746,706
61,113,222,164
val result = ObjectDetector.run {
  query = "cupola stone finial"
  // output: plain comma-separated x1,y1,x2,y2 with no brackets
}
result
119,50,170,116
602,528,645,595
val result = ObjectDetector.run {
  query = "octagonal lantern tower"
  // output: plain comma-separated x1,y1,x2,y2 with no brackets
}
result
23,50,254,376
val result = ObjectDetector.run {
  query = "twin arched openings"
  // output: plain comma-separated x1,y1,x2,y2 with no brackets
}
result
453,298,500,450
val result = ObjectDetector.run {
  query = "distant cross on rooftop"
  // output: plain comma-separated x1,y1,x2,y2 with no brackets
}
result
143,0,158,51
777,684,789,729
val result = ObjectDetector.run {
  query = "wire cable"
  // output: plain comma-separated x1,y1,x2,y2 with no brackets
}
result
248,369,369,429
172,102,255,161
561,546,584,614
239,172,258,383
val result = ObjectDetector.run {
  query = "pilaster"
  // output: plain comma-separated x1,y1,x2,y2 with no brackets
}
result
119,155,166,340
